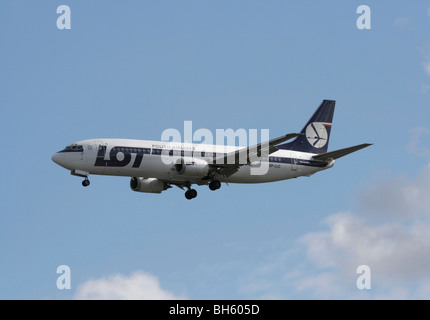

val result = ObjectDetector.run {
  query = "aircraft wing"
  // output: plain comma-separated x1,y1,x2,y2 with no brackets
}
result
312,143,372,161
211,133,302,177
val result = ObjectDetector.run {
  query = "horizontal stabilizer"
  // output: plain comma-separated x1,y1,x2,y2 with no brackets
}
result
312,143,372,161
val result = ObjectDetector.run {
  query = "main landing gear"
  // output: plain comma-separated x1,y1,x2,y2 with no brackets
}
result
82,178,90,187
184,180,221,200
209,180,221,191
185,188,197,200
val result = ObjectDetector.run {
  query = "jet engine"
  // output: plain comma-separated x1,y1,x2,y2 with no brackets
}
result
174,157,209,177
130,177,168,194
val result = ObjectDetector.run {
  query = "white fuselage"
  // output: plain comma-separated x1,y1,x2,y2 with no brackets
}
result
52,138,334,184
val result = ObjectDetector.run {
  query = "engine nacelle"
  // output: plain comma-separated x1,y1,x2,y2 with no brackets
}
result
174,157,209,177
130,177,167,194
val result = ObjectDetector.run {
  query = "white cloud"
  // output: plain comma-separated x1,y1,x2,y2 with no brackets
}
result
423,61,430,77
407,127,430,159
302,212,430,281
237,164,430,299
295,164,430,299
295,272,345,298
74,271,184,300
359,166,430,218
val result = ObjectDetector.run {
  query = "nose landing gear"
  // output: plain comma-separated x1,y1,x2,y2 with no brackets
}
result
82,178,90,187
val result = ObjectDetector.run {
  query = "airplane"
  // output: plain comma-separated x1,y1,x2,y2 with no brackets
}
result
51,100,372,199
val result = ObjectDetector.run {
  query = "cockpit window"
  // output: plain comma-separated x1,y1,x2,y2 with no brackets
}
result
59,144,84,153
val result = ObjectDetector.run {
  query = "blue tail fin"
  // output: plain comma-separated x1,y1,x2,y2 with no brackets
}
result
277,100,335,154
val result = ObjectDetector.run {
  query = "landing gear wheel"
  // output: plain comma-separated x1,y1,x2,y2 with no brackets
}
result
185,189,197,200
82,179,90,187
209,180,221,191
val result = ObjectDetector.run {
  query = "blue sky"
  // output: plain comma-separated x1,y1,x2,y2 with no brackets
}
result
1,1,430,299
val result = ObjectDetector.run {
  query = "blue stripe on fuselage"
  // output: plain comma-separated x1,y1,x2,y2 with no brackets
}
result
58,148,83,153
90,144,329,169
267,157,328,167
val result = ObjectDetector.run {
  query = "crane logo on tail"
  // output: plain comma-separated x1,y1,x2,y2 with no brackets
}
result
305,122,331,149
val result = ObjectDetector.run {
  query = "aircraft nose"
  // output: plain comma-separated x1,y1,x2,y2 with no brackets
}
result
52,152,62,165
